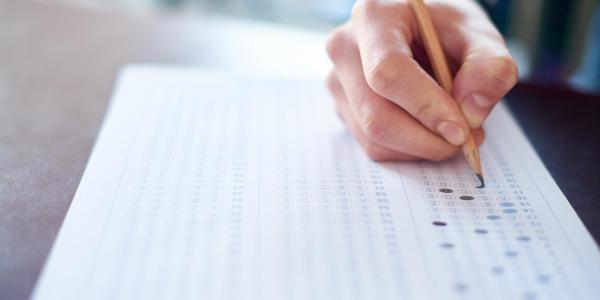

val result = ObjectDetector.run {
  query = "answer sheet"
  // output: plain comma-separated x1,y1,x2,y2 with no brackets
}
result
34,66,600,300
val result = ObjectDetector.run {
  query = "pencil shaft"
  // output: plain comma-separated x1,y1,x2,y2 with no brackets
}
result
409,0,453,92
409,0,484,180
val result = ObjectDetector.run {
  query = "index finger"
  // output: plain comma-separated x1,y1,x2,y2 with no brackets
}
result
428,1,518,128
351,0,471,146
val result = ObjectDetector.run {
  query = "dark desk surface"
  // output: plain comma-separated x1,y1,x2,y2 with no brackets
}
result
1,1,599,300
505,84,600,241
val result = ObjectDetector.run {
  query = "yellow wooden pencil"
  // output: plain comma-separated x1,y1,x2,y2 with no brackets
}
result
409,0,485,187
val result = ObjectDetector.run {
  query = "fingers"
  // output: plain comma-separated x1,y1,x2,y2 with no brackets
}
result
428,0,518,128
471,127,486,146
326,26,461,161
326,71,418,161
350,0,471,146
328,70,485,161
454,56,518,129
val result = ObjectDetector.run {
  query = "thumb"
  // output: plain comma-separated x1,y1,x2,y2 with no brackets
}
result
427,1,519,129
452,49,519,128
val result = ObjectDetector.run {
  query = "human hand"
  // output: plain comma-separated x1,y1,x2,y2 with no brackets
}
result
326,0,518,161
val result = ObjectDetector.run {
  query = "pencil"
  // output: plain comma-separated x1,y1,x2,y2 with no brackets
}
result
408,0,485,188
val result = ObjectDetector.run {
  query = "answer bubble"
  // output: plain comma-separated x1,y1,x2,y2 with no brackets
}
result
504,250,518,257
459,195,474,200
487,215,501,220
440,242,455,249
454,282,468,293
524,292,537,300
499,202,514,207
537,274,551,283
439,188,453,193
503,208,518,214
517,236,531,242
432,221,447,226
474,228,488,234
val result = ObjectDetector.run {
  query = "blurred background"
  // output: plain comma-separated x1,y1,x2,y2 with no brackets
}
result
44,0,600,94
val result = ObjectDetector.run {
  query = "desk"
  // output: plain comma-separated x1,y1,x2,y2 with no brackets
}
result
505,83,600,243
0,1,598,299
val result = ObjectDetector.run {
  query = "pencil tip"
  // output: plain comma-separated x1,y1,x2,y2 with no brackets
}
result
476,173,485,189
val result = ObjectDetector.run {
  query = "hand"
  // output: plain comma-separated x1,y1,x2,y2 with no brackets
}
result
326,0,518,161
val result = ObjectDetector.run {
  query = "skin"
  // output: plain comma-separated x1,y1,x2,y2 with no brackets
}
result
325,0,518,161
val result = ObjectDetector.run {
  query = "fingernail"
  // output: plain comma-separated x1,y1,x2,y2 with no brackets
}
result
473,93,494,108
436,121,466,146
461,93,494,128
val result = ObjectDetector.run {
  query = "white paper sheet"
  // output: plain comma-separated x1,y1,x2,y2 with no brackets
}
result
33,66,600,300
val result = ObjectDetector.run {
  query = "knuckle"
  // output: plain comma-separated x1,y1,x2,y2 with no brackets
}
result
351,0,365,18
352,0,377,18
486,55,519,91
325,28,350,62
361,112,392,143
414,101,438,125
365,52,406,94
